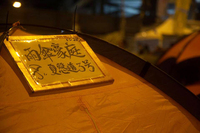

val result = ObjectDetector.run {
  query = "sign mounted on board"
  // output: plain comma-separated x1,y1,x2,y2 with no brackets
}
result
4,34,113,92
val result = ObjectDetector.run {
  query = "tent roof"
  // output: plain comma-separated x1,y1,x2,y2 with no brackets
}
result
135,18,193,40
0,27,199,132
157,31,200,95
158,31,200,64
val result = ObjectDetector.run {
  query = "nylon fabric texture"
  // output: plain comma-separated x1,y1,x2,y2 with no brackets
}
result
0,54,199,133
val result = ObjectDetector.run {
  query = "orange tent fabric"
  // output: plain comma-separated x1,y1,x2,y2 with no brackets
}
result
157,32,200,64
0,29,200,132
157,31,200,95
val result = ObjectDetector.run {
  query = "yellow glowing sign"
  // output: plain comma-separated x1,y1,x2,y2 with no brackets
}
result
4,35,113,92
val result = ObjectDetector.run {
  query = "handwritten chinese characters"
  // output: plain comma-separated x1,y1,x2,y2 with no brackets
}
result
11,36,104,85
29,59,95,80
48,60,95,75
24,43,85,62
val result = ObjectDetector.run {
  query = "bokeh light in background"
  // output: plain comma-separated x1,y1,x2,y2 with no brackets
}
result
13,1,21,8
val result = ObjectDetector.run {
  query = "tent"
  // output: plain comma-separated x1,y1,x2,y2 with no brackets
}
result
0,25,200,132
134,17,193,53
157,31,200,96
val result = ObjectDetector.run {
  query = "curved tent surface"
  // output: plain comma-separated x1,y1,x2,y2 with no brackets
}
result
0,27,200,132
157,31,200,96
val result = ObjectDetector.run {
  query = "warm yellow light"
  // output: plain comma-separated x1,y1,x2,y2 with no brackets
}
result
13,1,21,8
16,52,20,57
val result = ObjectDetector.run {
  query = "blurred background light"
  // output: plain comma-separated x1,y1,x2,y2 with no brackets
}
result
13,1,21,8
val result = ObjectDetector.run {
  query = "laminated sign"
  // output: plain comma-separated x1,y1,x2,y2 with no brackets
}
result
4,35,113,92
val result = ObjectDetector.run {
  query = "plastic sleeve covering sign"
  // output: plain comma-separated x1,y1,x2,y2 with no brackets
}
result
4,35,113,92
